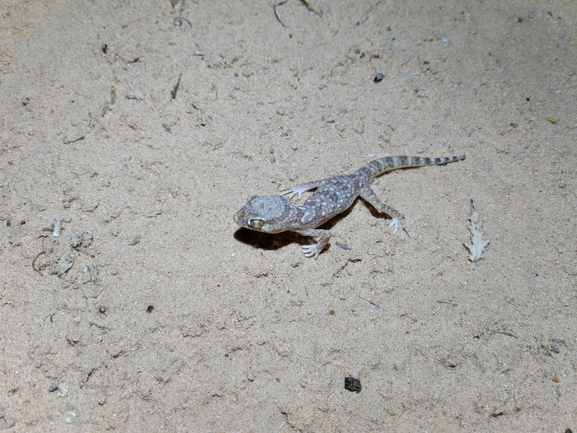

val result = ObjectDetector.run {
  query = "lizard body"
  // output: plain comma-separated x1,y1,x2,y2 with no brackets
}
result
234,155,465,259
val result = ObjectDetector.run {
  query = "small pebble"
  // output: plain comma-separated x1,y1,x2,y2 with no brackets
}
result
52,220,62,237
64,412,76,424
374,73,384,83
344,376,362,393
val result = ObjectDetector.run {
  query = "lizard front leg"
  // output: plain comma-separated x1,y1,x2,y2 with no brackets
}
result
281,179,329,199
295,228,332,259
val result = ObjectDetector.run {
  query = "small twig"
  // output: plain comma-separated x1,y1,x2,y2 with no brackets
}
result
274,0,320,27
171,73,182,99
335,241,352,251
63,135,84,144
89,321,109,330
489,329,518,339
299,0,322,17
437,299,458,307
100,86,116,117
128,72,140,91
173,16,192,27
358,295,380,309
32,250,47,274
274,0,290,27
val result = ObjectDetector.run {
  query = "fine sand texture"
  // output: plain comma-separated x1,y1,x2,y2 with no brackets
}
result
1,1,576,431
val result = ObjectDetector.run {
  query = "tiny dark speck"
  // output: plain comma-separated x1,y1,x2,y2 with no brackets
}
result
374,73,384,83
344,376,362,392
101,43,108,54
146,305,154,313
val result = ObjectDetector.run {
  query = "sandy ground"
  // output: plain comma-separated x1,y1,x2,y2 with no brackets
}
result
1,0,576,431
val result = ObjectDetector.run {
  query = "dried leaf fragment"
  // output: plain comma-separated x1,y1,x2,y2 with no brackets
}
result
463,197,490,262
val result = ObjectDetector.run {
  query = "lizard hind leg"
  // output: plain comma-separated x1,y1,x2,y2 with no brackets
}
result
295,228,332,259
360,185,405,239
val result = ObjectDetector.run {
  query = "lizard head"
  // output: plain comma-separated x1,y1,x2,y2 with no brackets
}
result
234,195,297,234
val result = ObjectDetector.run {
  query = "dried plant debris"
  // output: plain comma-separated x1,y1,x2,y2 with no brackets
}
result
464,197,490,262
99,86,116,117
70,230,93,249
171,72,182,99
274,0,321,28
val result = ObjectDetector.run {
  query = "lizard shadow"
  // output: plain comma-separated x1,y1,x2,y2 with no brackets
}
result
233,227,302,251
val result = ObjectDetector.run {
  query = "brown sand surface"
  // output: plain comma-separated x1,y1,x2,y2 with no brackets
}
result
1,1,576,431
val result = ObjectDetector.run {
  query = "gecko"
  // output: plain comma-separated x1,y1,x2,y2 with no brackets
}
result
234,155,465,259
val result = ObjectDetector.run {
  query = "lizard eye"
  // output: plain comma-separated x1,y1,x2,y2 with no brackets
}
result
248,218,265,230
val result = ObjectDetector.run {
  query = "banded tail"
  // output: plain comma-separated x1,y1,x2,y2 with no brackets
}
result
359,155,466,180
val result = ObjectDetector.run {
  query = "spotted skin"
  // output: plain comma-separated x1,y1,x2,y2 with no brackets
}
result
234,155,465,259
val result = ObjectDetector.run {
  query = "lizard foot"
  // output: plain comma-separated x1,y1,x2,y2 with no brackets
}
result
302,243,322,259
389,218,406,240
280,186,310,200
